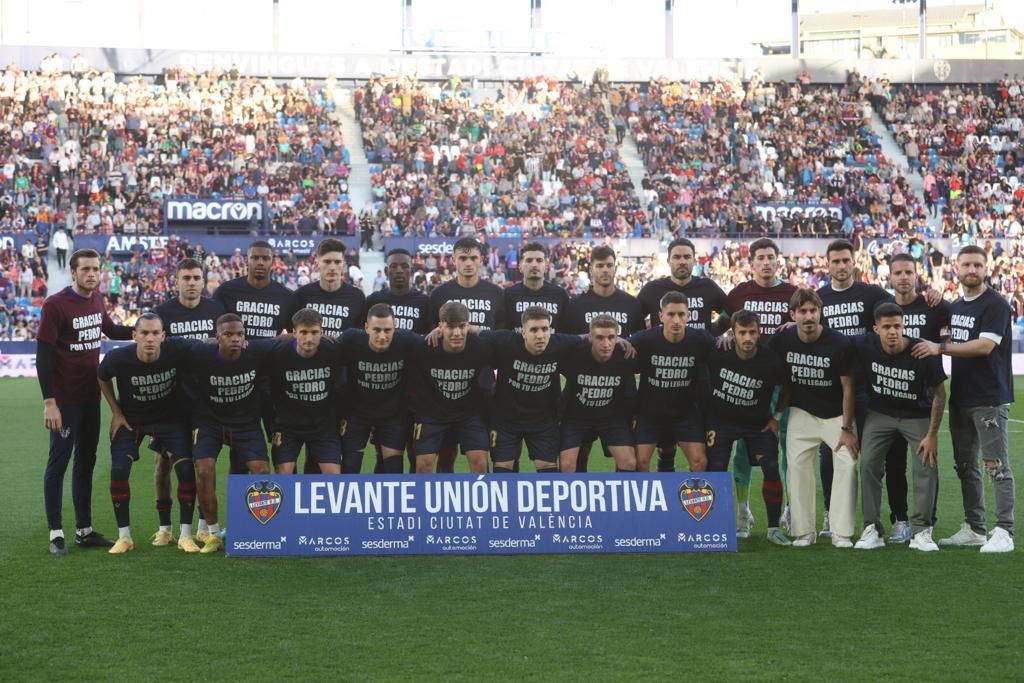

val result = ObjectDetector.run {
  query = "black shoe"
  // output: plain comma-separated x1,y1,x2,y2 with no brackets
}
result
74,530,115,548
49,537,68,556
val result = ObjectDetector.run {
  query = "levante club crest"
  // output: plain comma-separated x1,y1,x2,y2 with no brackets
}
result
678,479,715,522
246,481,283,525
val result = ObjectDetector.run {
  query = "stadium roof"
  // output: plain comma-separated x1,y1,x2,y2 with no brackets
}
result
800,4,987,32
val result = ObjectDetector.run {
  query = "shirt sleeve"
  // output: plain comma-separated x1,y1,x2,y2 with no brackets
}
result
979,298,1010,346
101,311,134,340
36,299,61,346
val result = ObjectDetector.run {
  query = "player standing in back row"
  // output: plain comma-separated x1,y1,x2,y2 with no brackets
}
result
503,242,569,332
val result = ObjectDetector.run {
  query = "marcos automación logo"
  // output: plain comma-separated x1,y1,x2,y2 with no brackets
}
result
246,481,283,525
678,478,715,522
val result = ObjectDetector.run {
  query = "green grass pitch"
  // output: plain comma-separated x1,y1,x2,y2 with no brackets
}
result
1,377,1021,681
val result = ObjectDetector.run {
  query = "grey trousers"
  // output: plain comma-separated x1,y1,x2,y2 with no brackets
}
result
860,410,937,536
949,404,1015,536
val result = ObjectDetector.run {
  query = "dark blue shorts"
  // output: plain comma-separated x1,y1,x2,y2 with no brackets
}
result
412,415,489,456
114,422,191,463
193,420,269,462
490,421,560,463
706,420,778,472
634,412,705,446
341,414,409,456
271,426,342,466
560,417,635,451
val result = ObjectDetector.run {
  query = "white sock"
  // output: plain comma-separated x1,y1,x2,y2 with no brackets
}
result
208,523,221,535
198,519,209,533
50,529,64,541
180,523,192,538
76,526,93,537
118,526,132,540
159,525,172,533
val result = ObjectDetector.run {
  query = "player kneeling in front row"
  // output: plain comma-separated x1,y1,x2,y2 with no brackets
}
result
268,308,343,475
706,311,789,545
97,314,200,553
410,302,492,474
854,303,947,552
559,315,637,473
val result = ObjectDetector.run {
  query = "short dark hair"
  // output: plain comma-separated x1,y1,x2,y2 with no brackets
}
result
826,239,856,258
453,237,483,256
216,313,244,329
520,241,548,259
291,307,323,328
660,291,688,309
591,245,616,263
874,301,904,322
731,310,760,330
748,238,780,257
248,240,273,252
521,305,553,327
439,301,470,325
134,312,163,330
367,303,394,320
789,288,823,311
589,314,620,334
667,237,696,256
385,248,412,260
890,253,917,266
317,238,347,256
70,248,100,270
176,258,204,272
957,245,987,261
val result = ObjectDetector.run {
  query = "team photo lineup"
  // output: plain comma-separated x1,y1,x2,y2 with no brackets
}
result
38,232,1015,555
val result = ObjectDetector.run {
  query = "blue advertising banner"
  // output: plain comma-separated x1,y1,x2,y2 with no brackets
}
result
71,234,323,256
226,473,737,556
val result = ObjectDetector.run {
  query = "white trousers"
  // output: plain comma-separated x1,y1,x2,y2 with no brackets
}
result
786,407,857,539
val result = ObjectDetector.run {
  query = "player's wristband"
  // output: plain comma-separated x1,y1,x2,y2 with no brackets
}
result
773,412,783,422
939,342,947,353
841,426,854,434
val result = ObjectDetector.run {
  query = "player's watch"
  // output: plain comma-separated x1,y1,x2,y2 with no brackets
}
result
939,342,947,353
841,426,854,434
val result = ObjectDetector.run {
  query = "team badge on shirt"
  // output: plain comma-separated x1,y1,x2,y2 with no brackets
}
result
678,479,716,522
246,481,283,525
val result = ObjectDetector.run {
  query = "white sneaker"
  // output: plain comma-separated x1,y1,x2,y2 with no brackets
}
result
792,533,816,547
909,528,939,552
979,527,1015,554
766,527,792,546
854,525,885,550
736,505,755,539
819,511,832,538
780,505,791,532
889,520,912,544
938,522,986,547
831,534,853,549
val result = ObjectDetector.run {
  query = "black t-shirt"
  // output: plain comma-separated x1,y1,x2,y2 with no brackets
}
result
504,282,571,332
561,288,645,336
483,330,584,427
561,345,635,423
212,277,294,338
366,288,431,334
628,326,714,416
706,345,786,428
97,337,196,425
184,339,277,426
818,282,892,337
948,287,1014,407
428,279,505,331
637,276,727,332
899,295,951,343
265,339,344,430
770,326,853,419
409,334,492,421
853,334,946,418
339,329,420,420
154,296,225,340
289,282,366,337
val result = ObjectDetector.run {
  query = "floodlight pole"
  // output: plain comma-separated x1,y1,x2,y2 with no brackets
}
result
531,0,543,56
402,0,414,54
919,0,927,59
791,0,799,58
665,0,675,59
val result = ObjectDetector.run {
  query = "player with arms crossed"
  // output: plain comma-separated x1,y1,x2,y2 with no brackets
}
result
770,289,859,548
912,245,1016,553
97,313,201,553
853,303,947,552
629,291,713,473
37,248,133,555
410,302,492,474
559,315,637,473
705,310,789,545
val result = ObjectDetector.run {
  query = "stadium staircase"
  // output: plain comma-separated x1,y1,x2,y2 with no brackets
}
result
46,231,72,293
869,111,933,229
337,89,383,294
602,98,649,230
